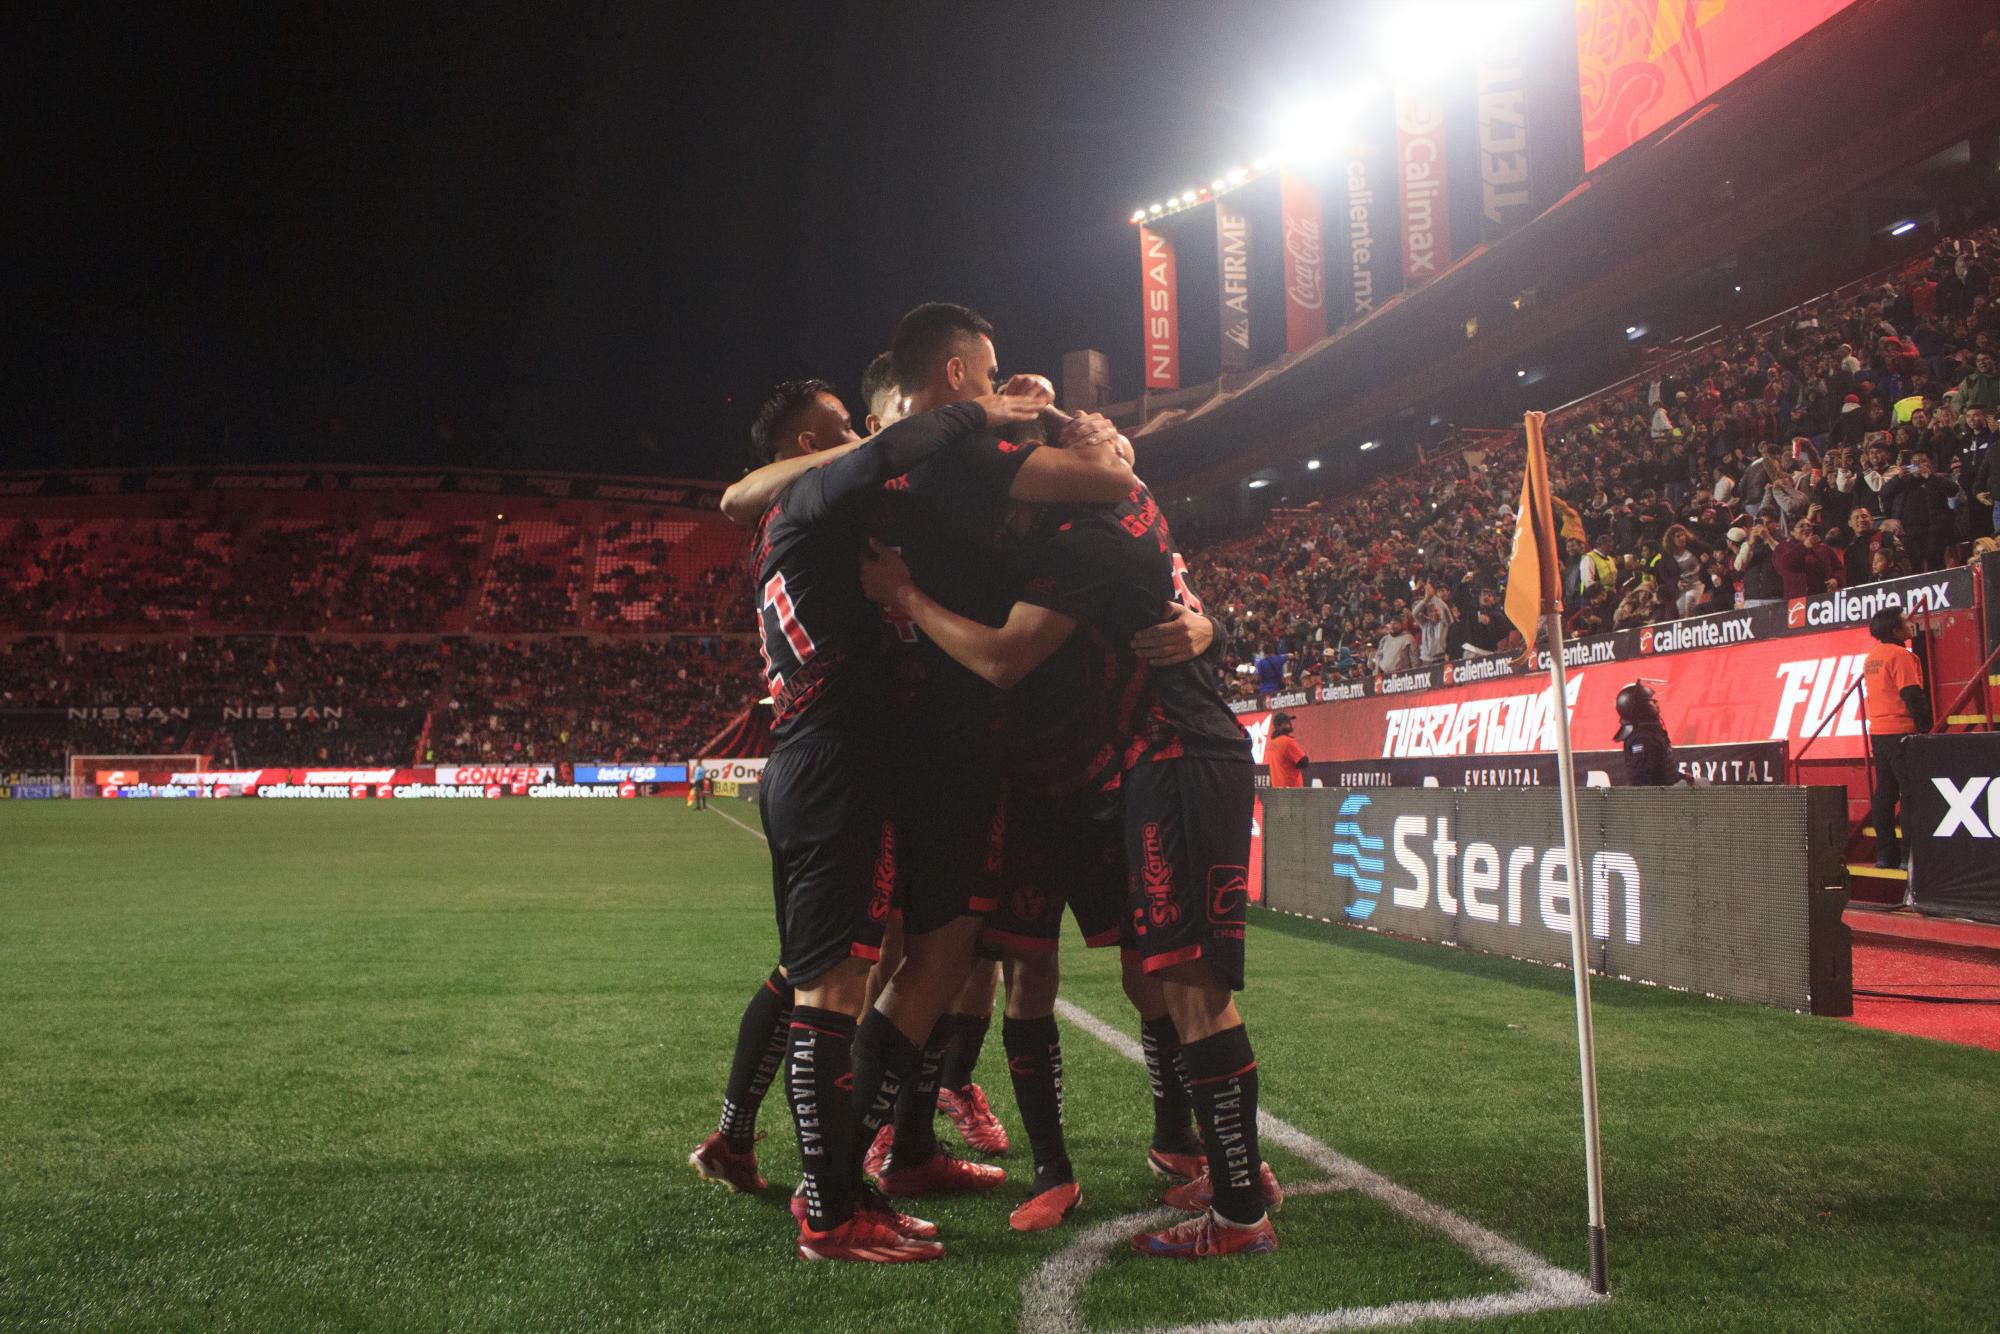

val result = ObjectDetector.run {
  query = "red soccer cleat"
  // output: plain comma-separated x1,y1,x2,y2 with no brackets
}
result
938,1083,1010,1155
1130,1208,1277,1258
1009,1180,1083,1232
790,1185,941,1241
876,1147,1007,1197
863,1124,894,1181
1162,1163,1284,1216
1146,1145,1206,1184
689,1132,767,1194
796,1212,944,1263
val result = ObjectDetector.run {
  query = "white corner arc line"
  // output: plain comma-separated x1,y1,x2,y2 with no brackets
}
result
1029,998,1604,1333
703,802,1599,1329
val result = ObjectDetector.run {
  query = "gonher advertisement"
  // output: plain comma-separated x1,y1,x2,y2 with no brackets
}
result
1262,785,1851,1013
1904,733,2000,926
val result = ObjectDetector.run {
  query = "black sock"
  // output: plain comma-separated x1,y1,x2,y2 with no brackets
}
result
890,1021,950,1167
1003,1015,1073,1191
718,968,793,1152
849,1008,923,1179
939,1011,990,1091
786,1007,857,1231
1140,1014,1200,1154
1180,1025,1264,1225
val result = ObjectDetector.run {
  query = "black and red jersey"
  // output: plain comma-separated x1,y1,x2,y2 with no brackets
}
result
1008,484,1248,795
752,402,989,743
872,425,1042,748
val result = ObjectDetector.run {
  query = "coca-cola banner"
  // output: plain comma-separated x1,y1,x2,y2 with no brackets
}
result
1395,87,1453,287
1278,172,1328,353
1214,201,1252,372
1139,225,1180,389
1475,38,1532,241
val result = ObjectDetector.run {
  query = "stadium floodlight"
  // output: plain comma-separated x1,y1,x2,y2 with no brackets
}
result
1379,1,1538,84
1130,209,1146,223
1890,220,1917,236
1359,439,1380,452
1252,155,1273,173
1149,202,1163,215
1226,166,1249,185
1306,458,1321,470
1211,178,1226,191
1246,477,1271,489
1179,189,1197,204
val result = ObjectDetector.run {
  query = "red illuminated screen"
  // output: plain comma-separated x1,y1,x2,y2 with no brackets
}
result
1576,0,1862,172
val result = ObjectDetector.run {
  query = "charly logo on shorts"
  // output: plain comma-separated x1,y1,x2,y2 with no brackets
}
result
1207,866,1247,925
1332,793,1386,922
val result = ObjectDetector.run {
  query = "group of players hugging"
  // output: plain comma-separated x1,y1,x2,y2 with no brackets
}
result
687,303,1281,1262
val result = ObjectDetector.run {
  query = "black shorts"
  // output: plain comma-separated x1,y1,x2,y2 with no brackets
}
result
981,790,1124,956
761,736,888,985
887,758,1007,938
1122,756,1255,990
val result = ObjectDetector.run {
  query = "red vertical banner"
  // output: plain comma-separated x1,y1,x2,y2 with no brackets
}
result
1140,225,1180,389
1279,172,1327,353
1396,88,1453,287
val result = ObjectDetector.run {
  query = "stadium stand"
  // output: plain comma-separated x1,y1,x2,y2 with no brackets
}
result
0,473,758,771
1182,224,2000,696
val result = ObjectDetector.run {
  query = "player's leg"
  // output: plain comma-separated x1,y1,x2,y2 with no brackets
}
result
1123,953,1205,1182
1124,757,1276,1258
857,829,903,1177
999,948,1080,1229
690,963,793,1192
935,957,1008,1154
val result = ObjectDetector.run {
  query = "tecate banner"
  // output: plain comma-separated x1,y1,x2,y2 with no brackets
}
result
1904,733,2000,926
1261,785,1851,1013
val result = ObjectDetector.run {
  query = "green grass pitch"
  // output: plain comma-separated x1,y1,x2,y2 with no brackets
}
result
2,799,1996,1331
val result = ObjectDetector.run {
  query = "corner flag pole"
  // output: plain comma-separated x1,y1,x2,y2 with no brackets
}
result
1508,411,1609,1294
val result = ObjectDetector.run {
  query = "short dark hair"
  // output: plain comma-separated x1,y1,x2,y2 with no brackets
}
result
891,302,992,394
1869,606,1906,642
749,378,836,463
860,351,898,419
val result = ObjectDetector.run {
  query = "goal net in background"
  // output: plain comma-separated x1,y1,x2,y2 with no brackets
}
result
67,754,209,799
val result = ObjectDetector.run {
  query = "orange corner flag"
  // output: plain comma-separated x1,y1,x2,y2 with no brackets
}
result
1504,411,1562,655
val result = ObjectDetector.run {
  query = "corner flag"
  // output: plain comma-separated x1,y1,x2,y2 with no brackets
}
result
1509,410,1610,1296
1504,411,1563,652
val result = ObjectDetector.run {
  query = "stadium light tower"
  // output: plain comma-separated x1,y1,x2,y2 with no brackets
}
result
1377,0,1544,83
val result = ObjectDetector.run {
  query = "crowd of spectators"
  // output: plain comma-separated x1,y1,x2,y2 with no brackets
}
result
0,514,234,631
1193,226,2000,697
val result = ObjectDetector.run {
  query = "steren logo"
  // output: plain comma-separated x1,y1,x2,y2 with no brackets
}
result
1788,579,1956,630
1334,795,1642,942
1931,777,2000,838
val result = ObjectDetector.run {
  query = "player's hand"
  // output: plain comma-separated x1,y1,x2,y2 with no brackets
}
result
1130,601,1213,666
996,374,1055,405
973,391,1050,426
858,538,914,607
1060,412,1135,465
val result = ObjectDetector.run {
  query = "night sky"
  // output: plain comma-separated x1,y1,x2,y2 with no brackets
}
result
10,2,1376,481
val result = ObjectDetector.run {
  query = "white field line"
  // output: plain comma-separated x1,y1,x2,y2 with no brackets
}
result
705,806,1600,1329
705,802,767,843
1027,999,1605,1334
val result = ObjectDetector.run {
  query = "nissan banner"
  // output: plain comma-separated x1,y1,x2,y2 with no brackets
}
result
1140,225,1180,389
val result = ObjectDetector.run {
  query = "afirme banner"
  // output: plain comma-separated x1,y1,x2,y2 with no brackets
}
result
1904,732,2000,926
1261,786,1851,1014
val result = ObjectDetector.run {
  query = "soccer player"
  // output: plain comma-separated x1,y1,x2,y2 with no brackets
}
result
858,477,1283,1257
721,304,1137,1201
701,376,1044,1262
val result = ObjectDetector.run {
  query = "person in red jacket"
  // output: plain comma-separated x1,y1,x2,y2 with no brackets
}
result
1773,519,1842,597
1264,712,1308,788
